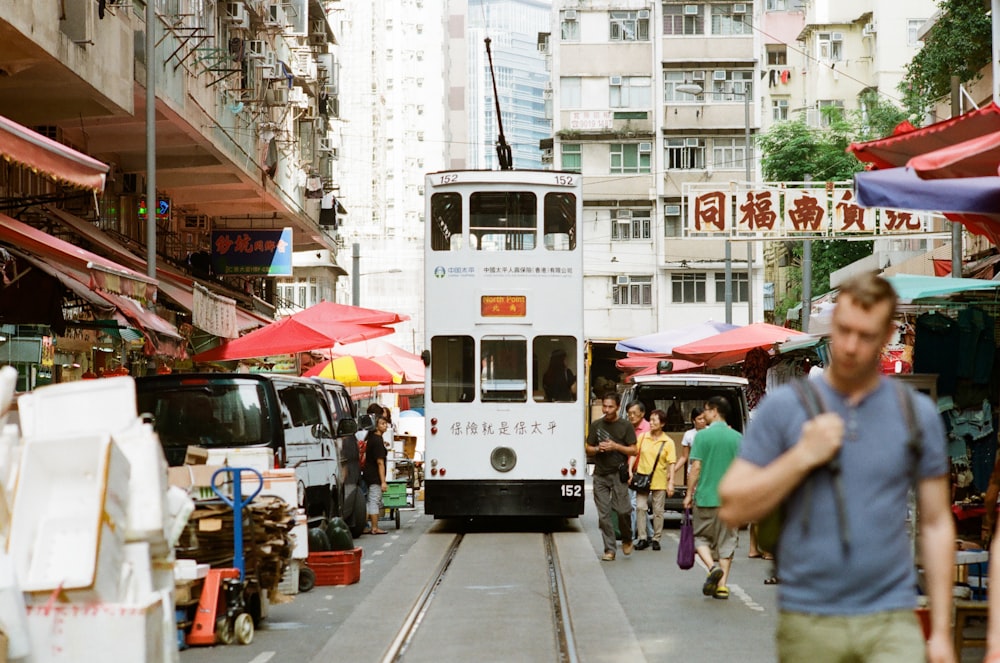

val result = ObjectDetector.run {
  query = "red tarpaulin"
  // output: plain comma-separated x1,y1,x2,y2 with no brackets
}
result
670,322,806,369
192,301,408,362
0,115,108,191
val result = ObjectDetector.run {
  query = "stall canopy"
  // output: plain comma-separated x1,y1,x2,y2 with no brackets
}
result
328,339,425,383
671,322,806,369
883,273,1000,303
614,321,739,354
191,301,408,362
302,355,403,386
0,114,109,191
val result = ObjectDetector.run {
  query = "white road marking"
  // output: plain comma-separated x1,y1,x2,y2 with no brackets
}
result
248,652,276,662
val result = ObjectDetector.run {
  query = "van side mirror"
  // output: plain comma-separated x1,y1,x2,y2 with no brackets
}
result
338,418,358,436
421,349,430,367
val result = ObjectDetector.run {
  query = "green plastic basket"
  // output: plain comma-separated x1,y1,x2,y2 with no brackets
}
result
383,480,408,507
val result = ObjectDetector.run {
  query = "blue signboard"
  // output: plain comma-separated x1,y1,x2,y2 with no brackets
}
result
210,227,293,276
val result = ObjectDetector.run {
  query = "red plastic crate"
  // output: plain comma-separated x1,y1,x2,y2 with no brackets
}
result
306,548,363,586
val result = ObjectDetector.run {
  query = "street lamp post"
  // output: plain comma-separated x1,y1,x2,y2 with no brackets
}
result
676,83,753,324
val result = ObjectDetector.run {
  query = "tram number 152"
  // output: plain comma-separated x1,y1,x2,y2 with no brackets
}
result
560,484,583,498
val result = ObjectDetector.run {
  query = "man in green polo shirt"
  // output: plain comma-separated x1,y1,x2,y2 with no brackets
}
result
683,395,742,600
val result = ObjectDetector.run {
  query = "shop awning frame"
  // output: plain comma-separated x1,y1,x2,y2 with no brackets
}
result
0,115,109,192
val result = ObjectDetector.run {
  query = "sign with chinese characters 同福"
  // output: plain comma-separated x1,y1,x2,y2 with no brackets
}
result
684,185,929,237
210,227,293,276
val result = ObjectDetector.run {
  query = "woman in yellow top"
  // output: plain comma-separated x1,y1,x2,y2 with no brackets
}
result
634,409,677,551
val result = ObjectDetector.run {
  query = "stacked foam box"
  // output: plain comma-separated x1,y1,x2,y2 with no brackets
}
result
10,377,178,662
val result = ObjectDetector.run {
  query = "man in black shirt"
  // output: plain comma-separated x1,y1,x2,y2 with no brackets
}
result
585,392,637,561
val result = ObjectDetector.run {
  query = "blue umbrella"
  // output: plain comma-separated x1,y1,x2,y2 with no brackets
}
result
615,321,740,354
854,168,1000,215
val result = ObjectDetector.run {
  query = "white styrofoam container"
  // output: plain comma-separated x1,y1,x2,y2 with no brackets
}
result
276,559,300,596
9,434,131,604
113,422,169,545
17,377,137,440
25,594,167,663
172,560,209,582
121,542,154,604
205,447,273,474
290,519,308,560
261,468,298,506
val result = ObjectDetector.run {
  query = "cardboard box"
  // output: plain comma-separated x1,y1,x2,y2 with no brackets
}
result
183,446,208,465
166,465,225,501
9,434,131,604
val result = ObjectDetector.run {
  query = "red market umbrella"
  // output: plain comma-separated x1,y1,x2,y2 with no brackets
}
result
618,356,705,381
302,355,402,386
671,322,806,369
191,301,407,362
907,129,1000,179
614,321,740,354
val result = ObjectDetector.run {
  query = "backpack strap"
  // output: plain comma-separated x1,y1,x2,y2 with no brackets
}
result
789,378,851,558
891,379,924,485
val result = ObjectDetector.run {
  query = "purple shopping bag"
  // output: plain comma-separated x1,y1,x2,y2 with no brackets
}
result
677,508,695,570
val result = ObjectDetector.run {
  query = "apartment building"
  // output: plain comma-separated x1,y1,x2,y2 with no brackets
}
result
548,0,762,352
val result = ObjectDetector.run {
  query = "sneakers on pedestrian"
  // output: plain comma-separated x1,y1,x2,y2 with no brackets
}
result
634,539,649,551
703,565,724,596
622,540,634,556
651,540,661,551
601,551,616,562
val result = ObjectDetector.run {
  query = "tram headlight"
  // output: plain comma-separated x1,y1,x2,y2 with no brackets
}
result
490,446,516,473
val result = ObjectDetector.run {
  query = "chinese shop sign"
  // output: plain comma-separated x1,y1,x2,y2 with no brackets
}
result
211,227,293,276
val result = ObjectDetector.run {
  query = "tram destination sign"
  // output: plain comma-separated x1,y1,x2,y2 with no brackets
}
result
481,295,527,317
682,182,932,239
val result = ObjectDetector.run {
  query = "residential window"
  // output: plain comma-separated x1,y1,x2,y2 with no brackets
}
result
766,0,786,8
561,77,582,108
710,71,752,101
712,137,749,172
818,99,845,127
817,32,843,62
711,3,752,35
610,143,652,174
672,272,706,303
610,10,650,41
613,275,653,306
610,76,652,109
664,137,706,169
767,45,787,65
907,19,925,47
663,3,704,36
561,10,580,40
663,70,706,102
561,144,581,172
772,98,789,121
714,272,749,303
610,209,652,240
664,203,683,237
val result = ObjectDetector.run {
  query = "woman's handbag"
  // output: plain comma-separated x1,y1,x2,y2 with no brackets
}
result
628,441,666,493
677,508,695,570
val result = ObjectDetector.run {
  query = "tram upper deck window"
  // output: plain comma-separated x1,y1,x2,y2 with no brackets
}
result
430,336,475,402
430,192,463,251
533,336,578,402
470,191,536,251
481,336,527,402
544,193,577,251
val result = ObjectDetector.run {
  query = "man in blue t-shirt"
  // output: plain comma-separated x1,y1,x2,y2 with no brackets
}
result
719,272,955,663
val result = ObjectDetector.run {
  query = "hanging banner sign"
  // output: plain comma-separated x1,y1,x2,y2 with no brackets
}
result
683,183,930,238
211,227,293,276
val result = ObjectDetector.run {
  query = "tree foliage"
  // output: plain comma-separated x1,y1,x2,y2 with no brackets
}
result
900,0,992,122
757,95,905,320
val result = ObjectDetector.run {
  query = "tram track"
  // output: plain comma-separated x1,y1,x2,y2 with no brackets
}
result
379,532,578,663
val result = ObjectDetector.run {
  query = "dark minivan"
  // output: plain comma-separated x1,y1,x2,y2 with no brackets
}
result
136,373,355,521
311,377,367,537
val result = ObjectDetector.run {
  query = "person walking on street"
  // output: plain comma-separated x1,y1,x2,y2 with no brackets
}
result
586,392,637,561
634,409,676,551
673,407,705,485
626,400,653,540
718,272,956,663
363,416,390,535
683,395,741,600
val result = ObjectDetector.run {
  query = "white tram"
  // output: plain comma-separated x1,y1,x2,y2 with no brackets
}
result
422,169,586,518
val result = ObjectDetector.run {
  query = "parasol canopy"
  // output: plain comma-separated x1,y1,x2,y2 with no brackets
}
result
883,273,1000,303
671,322,806,369
191,301,407,362
303,355,403,386
615,321,740,354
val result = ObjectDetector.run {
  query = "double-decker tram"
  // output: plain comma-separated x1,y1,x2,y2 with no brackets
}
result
422,169,585,518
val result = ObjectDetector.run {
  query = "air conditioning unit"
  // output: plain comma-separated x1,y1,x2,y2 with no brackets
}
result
564,9,577,20
318,137,334,152
616,275,631,285
638,9,650,19
616,210,633,221
685,137,700,147
183,214,211,230
664,204,681,216
543,89,553,100
639,142,652,152
265,3,285,27
246,39,267,59
288,87,308,106
713,70,728,80
831,32,844,41
609,75,623,86
692,70,705,81
862,22,877,36
545,81,553,91
224,2,249,29
266,86,288,105
684,4,699,15
732,3,747,14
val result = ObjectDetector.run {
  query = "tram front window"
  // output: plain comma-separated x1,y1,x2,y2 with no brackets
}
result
430,336,475,402
470,191,536,251
480,336,527,402
543,192,576,251
430,193,463,251
533,336,578,402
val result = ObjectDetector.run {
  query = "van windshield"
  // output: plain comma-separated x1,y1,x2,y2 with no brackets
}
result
137,380,272,458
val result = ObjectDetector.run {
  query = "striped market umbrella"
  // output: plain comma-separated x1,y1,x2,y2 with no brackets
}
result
303,355,402,386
